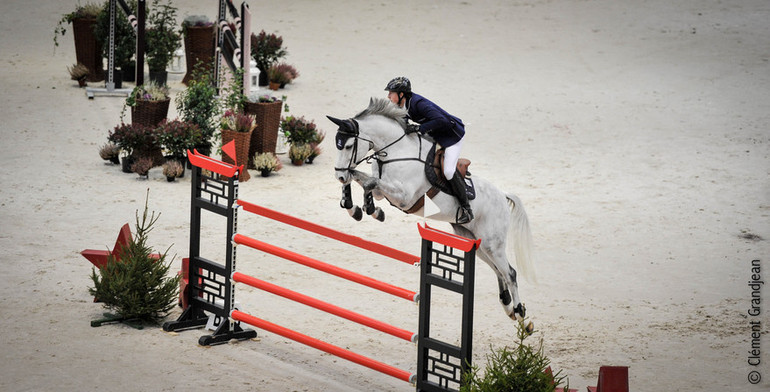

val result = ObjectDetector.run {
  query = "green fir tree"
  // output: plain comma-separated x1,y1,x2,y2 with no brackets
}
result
89,191,180,324
461,321,571,392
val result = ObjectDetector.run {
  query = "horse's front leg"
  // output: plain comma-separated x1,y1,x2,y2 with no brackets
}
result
350,170,386,221
340,184,363,221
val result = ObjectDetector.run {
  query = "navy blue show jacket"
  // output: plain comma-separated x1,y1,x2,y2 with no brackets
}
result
405,93,465,148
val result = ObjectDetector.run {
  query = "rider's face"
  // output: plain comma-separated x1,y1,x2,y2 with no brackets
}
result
387,91,402,107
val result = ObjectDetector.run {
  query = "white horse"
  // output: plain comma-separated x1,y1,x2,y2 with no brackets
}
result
327,98,535,331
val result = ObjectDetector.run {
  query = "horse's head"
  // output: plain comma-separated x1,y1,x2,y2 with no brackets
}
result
327,115,370,184
328,98,409,184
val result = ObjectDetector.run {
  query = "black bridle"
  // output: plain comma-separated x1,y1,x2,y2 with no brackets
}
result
333,118,428,178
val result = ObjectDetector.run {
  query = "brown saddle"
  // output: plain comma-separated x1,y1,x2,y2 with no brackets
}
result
434,147,472,178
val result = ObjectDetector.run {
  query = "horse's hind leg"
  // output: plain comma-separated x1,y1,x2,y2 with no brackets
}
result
452,225,532,333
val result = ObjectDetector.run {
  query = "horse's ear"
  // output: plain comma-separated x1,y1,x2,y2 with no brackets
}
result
369,97,374,106
326,116,344,127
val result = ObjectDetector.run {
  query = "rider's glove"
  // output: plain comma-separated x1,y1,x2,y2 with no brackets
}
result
406,124,420,134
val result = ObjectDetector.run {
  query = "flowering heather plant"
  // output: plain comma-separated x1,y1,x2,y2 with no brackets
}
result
252,152,282,172
162,160,184,177
274,62,299,82
220,110,256,133
288,143,312,162
131,157,154,176
126,81,170,107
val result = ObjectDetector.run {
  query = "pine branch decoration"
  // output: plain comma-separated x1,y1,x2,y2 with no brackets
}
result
89,190,180,324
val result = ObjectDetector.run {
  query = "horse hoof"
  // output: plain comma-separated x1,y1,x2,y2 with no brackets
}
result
522,320,534,335
372,207,385,222
349,206,363,221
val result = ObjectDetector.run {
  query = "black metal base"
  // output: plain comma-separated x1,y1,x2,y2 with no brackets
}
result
162,306,208,332
198,322,257,346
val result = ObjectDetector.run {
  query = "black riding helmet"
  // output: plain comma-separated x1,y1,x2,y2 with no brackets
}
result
385,76,411,93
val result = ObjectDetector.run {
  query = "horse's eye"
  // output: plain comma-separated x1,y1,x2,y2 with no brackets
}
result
345,144,353,150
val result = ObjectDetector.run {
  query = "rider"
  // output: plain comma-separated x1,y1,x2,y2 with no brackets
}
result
385,76,473,224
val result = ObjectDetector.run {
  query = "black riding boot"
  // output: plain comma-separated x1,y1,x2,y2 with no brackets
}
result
449,172,474,224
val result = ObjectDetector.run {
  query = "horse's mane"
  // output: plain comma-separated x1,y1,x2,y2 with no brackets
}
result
354,98,407,129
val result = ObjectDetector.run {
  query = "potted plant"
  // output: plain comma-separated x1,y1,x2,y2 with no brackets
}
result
306,129,325,164
108,122,163,170
267,65,291,90
145,0,181,85
54,2,104,82
288,143,313,166
156,119,203,169
219,110,256,181
244,93,283,166
99,142,121,164
181,15,215,85
162,160,184,181
175,63,219,155
125,81,170,127
68,63,90,87
271,62,299,88
252,152,282,177
250,30,287,86
131,156,154,179
95,0,136,86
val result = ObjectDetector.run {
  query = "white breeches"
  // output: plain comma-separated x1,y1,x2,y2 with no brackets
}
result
442,138,463,179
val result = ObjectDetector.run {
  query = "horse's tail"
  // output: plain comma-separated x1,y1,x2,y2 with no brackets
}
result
506,193,536,283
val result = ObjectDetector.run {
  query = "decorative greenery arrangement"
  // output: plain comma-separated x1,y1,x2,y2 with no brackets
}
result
250,30,287,76
175,63,219,152
68,63,90,82
253,152,282,174
89,191,180,324
53,2,102,49
94,0,136,69
162,160,184,179
220,110,256,133
145,0,181,72
181,15,213,30
281,116,319,145
460,322,570,392
108,123,157,156
155,119,202,160
99,142,121,163
251,94,280,103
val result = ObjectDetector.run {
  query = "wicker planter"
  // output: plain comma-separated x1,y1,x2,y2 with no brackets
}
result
220,128,252,182
131,99,170,127
244,100,282,168
72,18,104,82
182,25,216,85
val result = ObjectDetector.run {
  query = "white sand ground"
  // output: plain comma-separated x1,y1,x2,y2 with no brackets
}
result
0,0,768,391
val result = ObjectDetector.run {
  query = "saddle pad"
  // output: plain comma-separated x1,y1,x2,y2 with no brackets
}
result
424,144,476,200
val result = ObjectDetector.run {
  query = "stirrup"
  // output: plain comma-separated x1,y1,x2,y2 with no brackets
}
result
455,206,473,224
